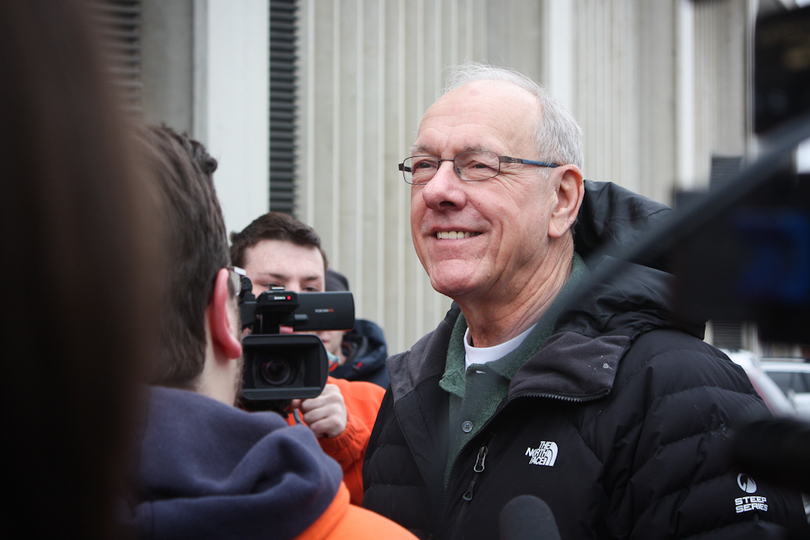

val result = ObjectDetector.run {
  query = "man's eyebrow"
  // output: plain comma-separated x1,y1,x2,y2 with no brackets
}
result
255,271,322,284
410,144,488,155
411,144,433,155
253,271,287,280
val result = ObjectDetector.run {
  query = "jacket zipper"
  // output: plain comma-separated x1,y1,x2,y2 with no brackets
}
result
462,445,488,501
447,437,492,540
438,391,609,539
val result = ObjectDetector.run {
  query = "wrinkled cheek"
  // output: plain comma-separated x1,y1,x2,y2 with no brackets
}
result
412,240,434,276
410,223,431,270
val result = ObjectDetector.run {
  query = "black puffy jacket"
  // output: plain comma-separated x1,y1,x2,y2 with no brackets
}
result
362,181,809,540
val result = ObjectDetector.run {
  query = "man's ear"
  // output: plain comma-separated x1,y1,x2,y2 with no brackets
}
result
209,268,243,360
548,165,584,239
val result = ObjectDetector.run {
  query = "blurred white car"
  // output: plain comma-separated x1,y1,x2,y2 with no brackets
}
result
760,360,810,418
723,350,796,418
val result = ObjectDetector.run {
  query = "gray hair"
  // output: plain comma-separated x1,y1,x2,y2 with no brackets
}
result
443,63,584,170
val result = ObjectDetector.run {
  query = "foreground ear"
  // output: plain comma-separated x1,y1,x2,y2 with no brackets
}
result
209,268,243,360
548,165,584,239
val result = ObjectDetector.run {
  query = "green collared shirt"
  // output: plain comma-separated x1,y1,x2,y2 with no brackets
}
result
439,253,588,483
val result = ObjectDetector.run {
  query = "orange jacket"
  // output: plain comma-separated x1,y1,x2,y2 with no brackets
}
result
287,376,385,505
294,482,417,540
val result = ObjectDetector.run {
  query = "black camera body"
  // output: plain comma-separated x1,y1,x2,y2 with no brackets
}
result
237,276,354,411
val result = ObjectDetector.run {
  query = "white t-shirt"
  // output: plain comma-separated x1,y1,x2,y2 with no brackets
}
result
464,323,538,370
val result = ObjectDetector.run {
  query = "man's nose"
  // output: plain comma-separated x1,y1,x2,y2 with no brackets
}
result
420,159,466,208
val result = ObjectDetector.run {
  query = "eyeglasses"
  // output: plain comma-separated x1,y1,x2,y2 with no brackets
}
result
227,266,247,298
398,150,560,185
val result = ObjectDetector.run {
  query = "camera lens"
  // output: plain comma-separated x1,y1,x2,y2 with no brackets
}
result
259,357,296,386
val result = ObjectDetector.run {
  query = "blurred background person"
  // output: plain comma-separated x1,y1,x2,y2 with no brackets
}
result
0,1,165,539
324,269,389,388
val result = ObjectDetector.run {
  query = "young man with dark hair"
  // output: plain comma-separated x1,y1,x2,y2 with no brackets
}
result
230,211,386,505
124,126,414,540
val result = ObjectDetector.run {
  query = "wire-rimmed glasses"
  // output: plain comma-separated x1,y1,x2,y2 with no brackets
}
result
398,150,560,185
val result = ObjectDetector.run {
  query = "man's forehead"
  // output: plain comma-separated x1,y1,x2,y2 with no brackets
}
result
244,239,325,277
414,81,538,155
426,79,536,117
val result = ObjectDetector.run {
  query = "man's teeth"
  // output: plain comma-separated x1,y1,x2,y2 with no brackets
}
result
436,231,479,240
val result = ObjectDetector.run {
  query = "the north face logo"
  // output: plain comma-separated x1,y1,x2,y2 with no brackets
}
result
525,441,558,466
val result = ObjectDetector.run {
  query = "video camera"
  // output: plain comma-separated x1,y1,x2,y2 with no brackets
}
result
236,274,354,412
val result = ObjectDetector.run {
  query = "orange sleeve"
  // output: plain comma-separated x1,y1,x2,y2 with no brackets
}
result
285,377,385,505
294,482,417,540
317,377,385,505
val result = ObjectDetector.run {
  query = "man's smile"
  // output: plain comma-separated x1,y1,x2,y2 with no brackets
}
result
435,231,482,240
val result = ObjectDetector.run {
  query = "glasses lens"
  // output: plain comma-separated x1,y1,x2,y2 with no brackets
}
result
403,156,439,184
228,266,246,297
455,151,500,181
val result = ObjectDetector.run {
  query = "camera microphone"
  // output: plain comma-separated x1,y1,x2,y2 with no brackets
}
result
499,495,561,540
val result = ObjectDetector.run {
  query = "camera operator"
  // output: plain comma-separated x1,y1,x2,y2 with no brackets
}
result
230,211,385,505
124,125,415,540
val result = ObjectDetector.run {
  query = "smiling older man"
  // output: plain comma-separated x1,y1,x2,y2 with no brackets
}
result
361,63,808,540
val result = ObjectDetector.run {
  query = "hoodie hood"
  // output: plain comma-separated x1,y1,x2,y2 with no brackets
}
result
124,386,342,540
575,179,675,271
564,180,703,340
509,180,704,399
